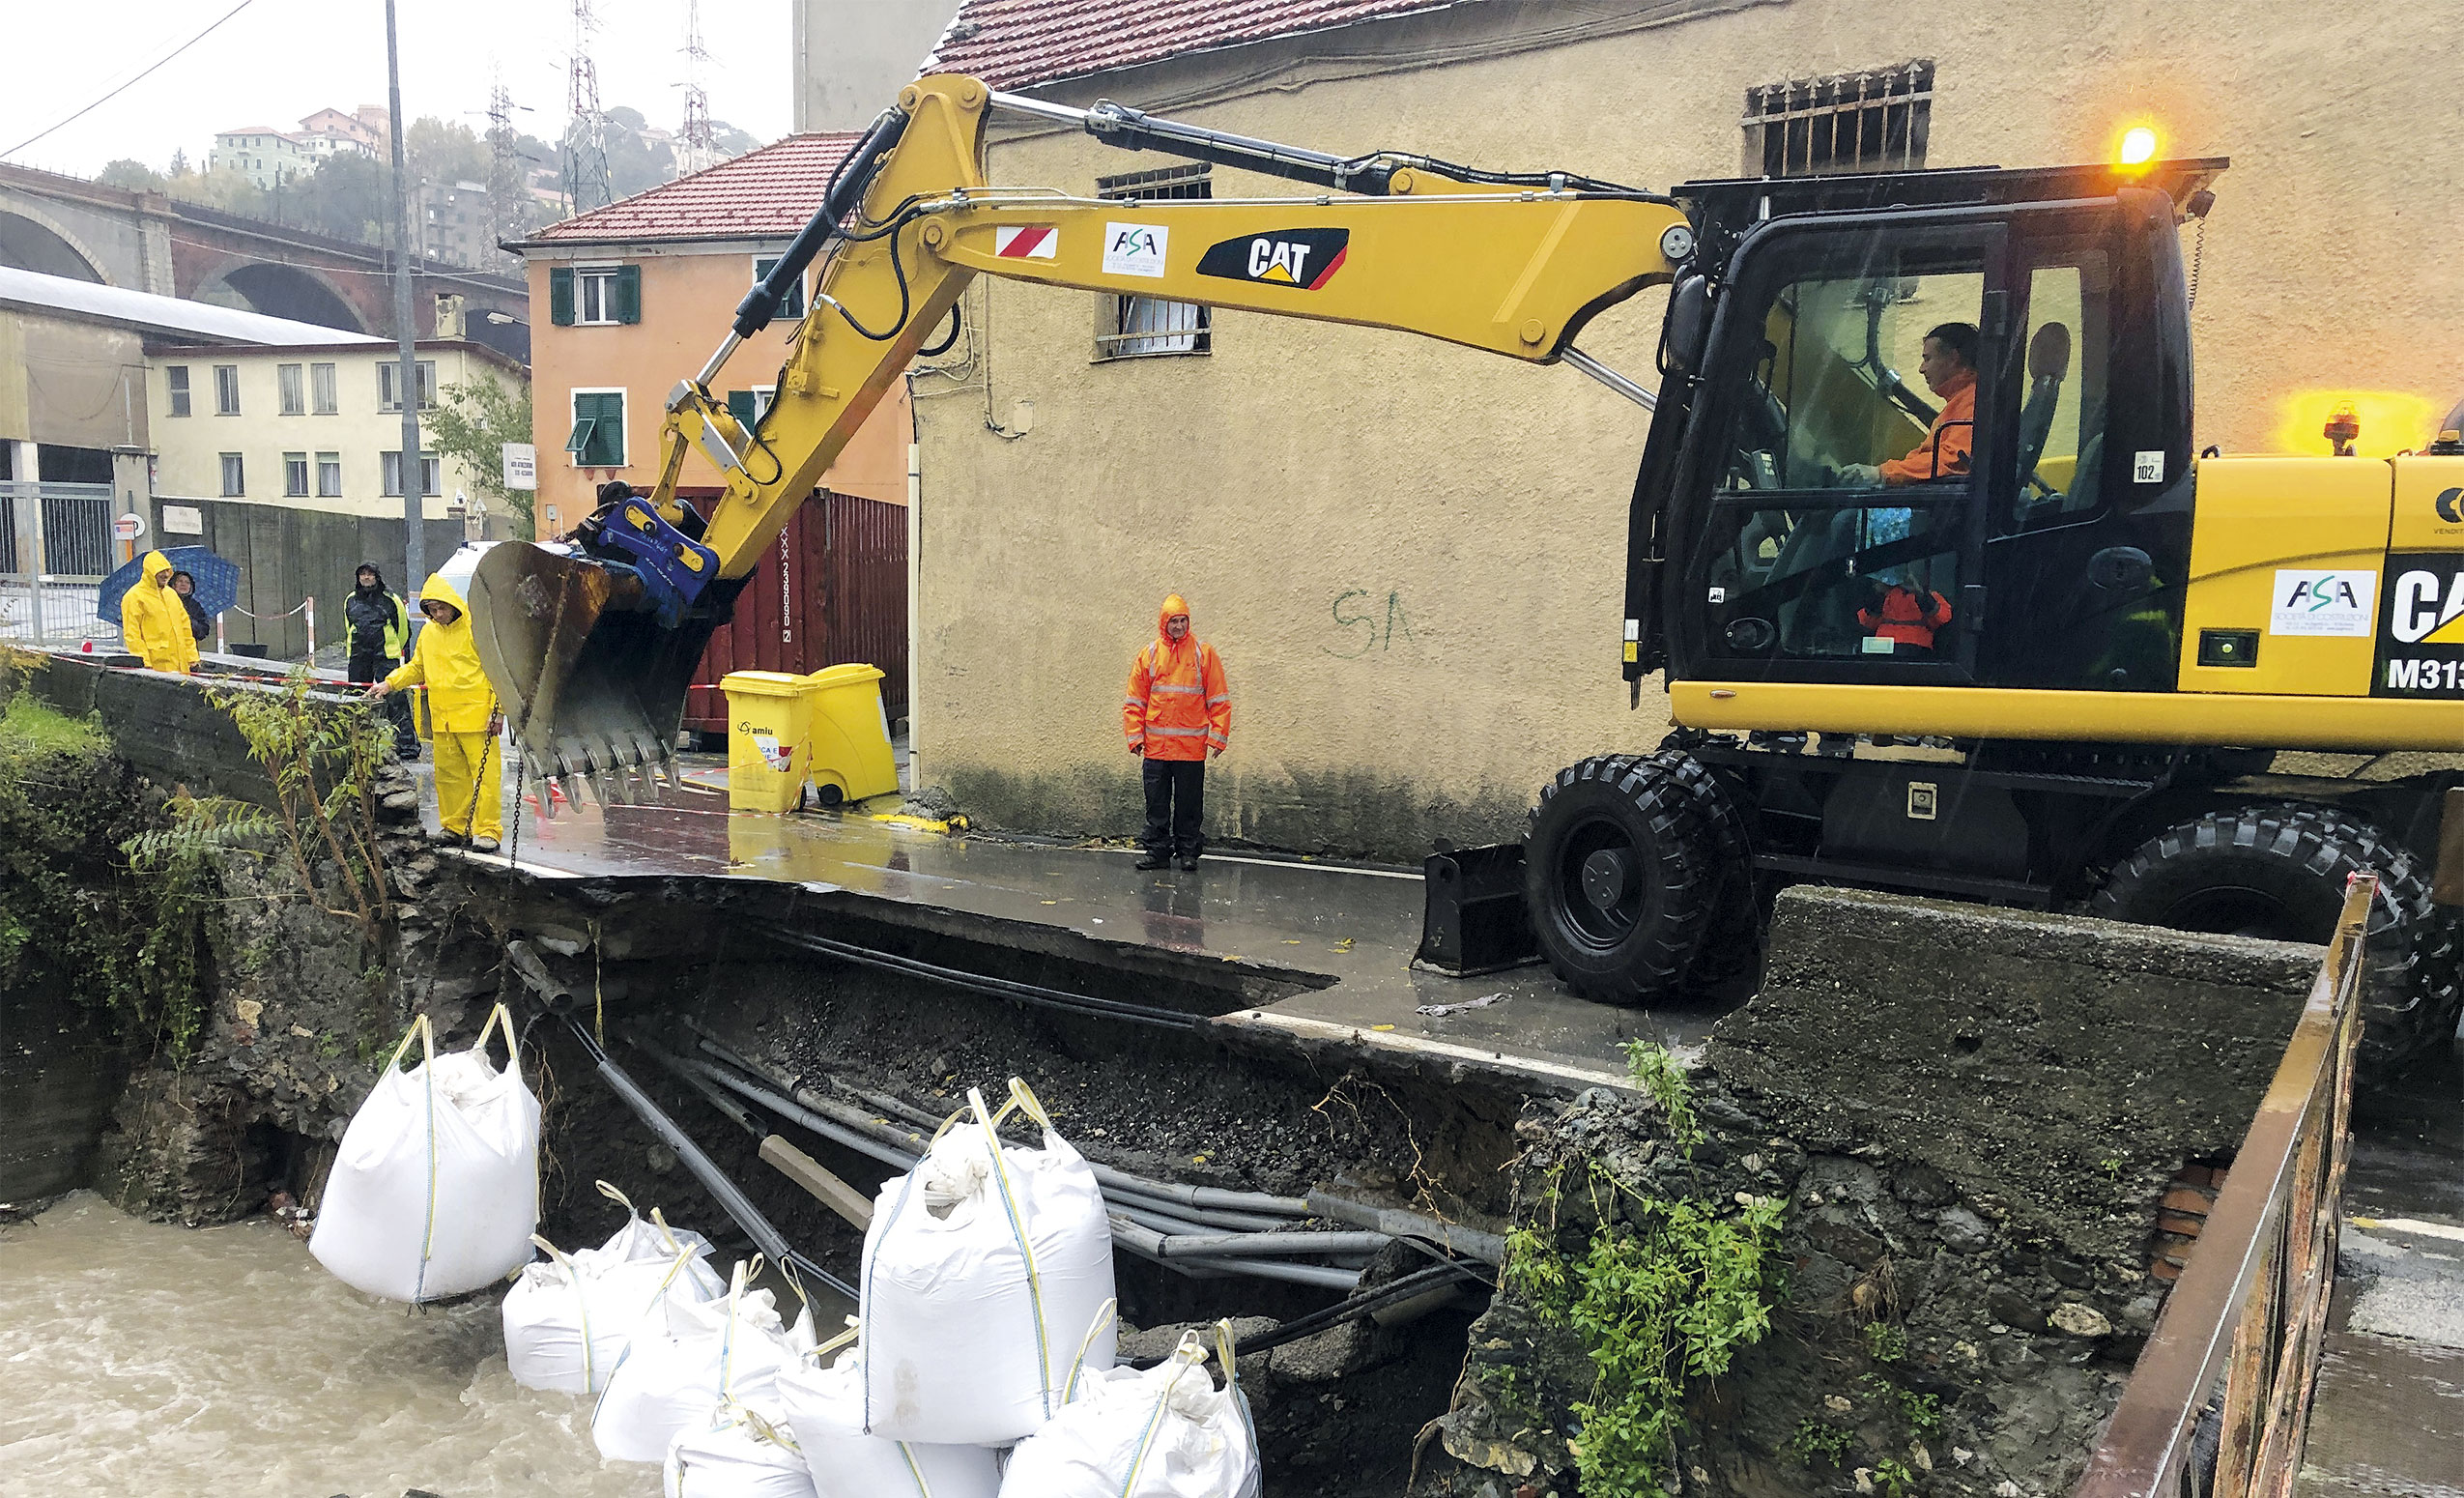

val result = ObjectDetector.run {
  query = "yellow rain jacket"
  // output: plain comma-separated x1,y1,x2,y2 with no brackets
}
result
121,550,201,675
385,574,498,734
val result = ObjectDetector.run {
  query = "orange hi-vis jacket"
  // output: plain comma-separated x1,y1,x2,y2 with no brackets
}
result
1878,366,1977,485
1123,593,1229,762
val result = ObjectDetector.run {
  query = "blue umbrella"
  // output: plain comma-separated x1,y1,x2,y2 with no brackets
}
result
96,546,242,622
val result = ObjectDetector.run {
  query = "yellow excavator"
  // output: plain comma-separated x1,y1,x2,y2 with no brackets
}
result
468,75,2463,1079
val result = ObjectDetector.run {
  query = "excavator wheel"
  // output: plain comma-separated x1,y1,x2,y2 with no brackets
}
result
2092,804,2454,1085
1525,751,1724,1006
1664,747,1762,984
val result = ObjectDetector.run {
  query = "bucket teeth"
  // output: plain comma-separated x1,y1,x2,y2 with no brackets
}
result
528,770,559,821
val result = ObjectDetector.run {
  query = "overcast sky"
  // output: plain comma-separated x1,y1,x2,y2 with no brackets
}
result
0,0,794,178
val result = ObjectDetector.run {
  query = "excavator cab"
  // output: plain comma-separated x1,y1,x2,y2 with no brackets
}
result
1639,168,2213,698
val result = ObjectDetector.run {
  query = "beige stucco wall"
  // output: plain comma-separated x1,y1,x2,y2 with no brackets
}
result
148,342,516,520
905,0,2464,859
0,308,148,451
524,244,911,538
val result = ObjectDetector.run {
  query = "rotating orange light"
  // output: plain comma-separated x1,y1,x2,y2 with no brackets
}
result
2117,127,2160,167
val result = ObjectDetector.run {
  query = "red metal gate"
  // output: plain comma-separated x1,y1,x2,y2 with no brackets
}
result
681,489,909,735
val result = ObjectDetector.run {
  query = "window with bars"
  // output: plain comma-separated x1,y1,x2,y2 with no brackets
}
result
1743,61,1934,178
1094,164,1210,360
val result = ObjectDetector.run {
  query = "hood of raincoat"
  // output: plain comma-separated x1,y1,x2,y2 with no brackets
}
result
355,561,390,595
1156,593,1190,640
419,572,470,623
142,549,174,587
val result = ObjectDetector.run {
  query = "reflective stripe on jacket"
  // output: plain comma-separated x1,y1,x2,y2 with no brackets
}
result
1123,592,1229,762
1878,368,1976,485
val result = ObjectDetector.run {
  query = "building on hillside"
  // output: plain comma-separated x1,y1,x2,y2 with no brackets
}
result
209,110,383,190
418,180,494,270
0,265,398,641
145,338,525,533
511,133,915,732
894,0,2464,861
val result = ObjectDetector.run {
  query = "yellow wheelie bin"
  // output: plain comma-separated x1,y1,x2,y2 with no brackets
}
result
720,670,814,813
800,663,899,806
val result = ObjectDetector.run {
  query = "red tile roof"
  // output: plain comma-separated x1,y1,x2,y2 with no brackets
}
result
928,0,1468,90
526,132,865,245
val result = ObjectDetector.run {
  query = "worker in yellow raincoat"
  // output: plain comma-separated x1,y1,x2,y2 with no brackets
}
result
362,574,503,850
121,550,201,675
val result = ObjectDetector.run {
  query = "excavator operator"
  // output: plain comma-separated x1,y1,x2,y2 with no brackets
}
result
1841,322,1980,486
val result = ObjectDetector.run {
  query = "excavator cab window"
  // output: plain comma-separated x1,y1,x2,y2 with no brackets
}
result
1683,223,2002,681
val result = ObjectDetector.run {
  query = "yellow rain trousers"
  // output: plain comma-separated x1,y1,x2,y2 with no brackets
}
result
386,573,502,841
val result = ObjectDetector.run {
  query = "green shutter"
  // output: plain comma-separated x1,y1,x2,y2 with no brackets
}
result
549,266,574,326
575,392,624,467
727,389,758,427
614,265,642,325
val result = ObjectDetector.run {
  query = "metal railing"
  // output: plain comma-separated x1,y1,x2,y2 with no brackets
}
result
1,480,121,645
2073,875,2370,1498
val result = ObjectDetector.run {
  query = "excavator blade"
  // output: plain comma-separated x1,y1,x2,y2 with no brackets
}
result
467,541,730,792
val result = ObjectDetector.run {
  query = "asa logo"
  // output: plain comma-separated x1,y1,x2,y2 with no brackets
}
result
2268,568,2376,638
1196,227,1349,290
2436,486,2463,525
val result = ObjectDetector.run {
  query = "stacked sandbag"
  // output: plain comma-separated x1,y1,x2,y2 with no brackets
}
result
775,1326,1004,1498
860,1081,1117,1446
999,1323,1259,1498
594,1258,818,1463
663,1402,818,1498
503,1184,728,1394
310,1008,541,1302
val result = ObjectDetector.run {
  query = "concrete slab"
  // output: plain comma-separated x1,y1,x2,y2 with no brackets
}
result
435,757,1725,1095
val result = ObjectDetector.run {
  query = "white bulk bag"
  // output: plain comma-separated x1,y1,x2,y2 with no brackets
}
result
860,1080,1117,1446
506,1184,730,1393
595,1258,819,1464
310,1007,541,1303
664,1402,819,1498
776,1324,1004,1498
999,1323,1259,1498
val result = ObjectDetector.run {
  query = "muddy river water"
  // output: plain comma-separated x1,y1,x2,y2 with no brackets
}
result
0,1193,659,1496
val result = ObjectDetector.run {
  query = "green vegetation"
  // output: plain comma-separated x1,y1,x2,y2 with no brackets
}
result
1789,1421,1856,1466
0,665,210,1063
1874,1457,1919,1497
206,668,397,946
1505,1050,1785,1498
1862,1321,1908,1364
428,378,536,536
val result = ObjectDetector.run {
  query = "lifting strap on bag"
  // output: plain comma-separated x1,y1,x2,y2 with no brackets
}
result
970,1084,1055,1419
473,999,522,1078
382,1014,444,1305
530,1231,595,1391
1063,1297,1118,1404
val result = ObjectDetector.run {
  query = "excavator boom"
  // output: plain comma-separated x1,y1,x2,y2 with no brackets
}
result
467,74,1687,802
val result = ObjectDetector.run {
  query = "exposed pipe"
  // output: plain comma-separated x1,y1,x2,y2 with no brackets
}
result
565,1019,854,1300
1154,1230,1393,1260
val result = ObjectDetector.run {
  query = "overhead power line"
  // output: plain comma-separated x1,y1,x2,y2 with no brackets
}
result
1,0,260,162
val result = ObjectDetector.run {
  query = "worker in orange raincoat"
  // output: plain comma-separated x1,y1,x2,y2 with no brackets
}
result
1123,593,1229,871
121,550,201,675
1841,322,1980,487
362,573,503,851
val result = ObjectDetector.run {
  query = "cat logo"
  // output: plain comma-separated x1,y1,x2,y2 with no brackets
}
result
2436,486,2463,525
1196,227,1349,290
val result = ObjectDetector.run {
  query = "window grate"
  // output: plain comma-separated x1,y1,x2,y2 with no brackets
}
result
1743,61,1934,178
1094,166,1210,360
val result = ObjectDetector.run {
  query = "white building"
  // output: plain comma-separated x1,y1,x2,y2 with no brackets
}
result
209,110,382,190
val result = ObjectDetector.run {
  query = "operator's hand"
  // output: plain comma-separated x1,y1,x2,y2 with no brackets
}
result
363,682,390,701
1839,463,1883,487
1129,739,1144,756
488,709,504,735
1210,746,1223,760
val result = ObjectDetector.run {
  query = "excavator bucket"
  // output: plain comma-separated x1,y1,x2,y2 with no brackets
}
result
467,541,730,808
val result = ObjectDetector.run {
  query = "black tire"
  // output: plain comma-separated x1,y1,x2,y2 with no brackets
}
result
1655,738,1762,983
1525,752,1720,1005
2092,805,2449,1082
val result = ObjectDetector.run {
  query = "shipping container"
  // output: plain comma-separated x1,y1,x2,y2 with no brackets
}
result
681,488,909,739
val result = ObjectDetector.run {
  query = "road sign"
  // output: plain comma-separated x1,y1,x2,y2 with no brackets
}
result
501,443,537,491
113,512,147,541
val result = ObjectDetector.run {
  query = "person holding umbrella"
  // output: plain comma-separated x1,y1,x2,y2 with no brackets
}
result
169,571,211,646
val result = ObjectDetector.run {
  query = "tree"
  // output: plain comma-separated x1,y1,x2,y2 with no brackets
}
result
290,153,389,245
709,121,761,157
98,158,167,192
167,148,190,178
408,116,487,187
428,378,536,538
168,167,269,216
